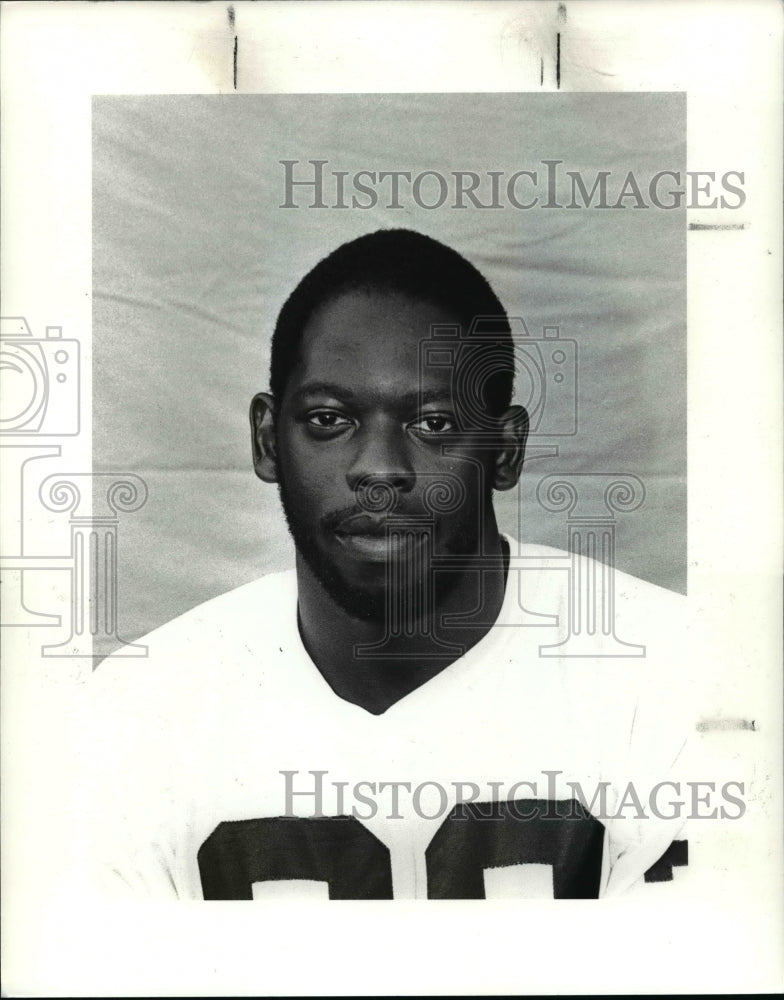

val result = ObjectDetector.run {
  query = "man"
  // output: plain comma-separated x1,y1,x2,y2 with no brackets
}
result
92,229,691,900
251,228,526,716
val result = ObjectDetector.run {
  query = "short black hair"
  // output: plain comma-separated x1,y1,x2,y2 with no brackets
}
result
269,228,514,415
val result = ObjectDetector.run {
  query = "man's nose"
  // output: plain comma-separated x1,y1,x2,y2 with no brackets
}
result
345,424,416,497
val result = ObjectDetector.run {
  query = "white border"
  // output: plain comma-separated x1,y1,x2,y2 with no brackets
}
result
2,1,782,995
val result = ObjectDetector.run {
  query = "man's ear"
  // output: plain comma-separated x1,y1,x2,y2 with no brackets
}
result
492,405,528,491
250,392,279,483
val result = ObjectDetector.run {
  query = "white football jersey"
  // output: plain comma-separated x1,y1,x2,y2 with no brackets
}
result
89,541,696,900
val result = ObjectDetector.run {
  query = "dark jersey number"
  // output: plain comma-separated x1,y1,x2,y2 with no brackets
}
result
427,799,604,898
198,815,392,900
198,799,607,900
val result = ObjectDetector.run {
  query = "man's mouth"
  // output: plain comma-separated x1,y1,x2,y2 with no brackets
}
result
334,513,391,537
333,514,429,561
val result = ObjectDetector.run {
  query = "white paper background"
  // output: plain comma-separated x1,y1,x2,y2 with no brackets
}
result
1,1,782,995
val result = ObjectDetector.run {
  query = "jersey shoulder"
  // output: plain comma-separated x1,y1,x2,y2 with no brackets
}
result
91,569,298,702
510,538,687,626
154,568,296,640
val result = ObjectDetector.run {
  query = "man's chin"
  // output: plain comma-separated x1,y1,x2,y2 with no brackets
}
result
326,587,387,623
309,563,388,621
300,546,466,626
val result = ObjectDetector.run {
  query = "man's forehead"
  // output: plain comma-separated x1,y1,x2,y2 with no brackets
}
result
292,380,454,407
284,288,461,397
299,288,461,358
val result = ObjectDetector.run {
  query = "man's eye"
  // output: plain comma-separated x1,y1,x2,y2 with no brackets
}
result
410,415,456,435
306,411,353,429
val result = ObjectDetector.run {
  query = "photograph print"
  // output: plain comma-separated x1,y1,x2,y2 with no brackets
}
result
89,91,712,902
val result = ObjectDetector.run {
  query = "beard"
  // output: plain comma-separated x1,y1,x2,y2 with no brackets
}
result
278,492,384,621
276,471,486,624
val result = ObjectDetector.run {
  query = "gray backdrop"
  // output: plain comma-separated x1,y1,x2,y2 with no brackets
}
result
93,94,686,652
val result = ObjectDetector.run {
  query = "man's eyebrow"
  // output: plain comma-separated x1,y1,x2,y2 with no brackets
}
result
292,384,453,407
294,381,356,400
401,389,455,407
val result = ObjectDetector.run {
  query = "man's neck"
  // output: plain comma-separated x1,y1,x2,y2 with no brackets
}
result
295,528,510,715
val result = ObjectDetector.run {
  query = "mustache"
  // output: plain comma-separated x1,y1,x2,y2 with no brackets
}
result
321,505,426,534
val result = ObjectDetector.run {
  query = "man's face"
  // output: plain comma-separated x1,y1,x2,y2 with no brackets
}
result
271,289,501,620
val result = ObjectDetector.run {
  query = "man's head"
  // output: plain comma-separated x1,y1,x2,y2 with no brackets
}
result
251,229,527,619
268,229,515,415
